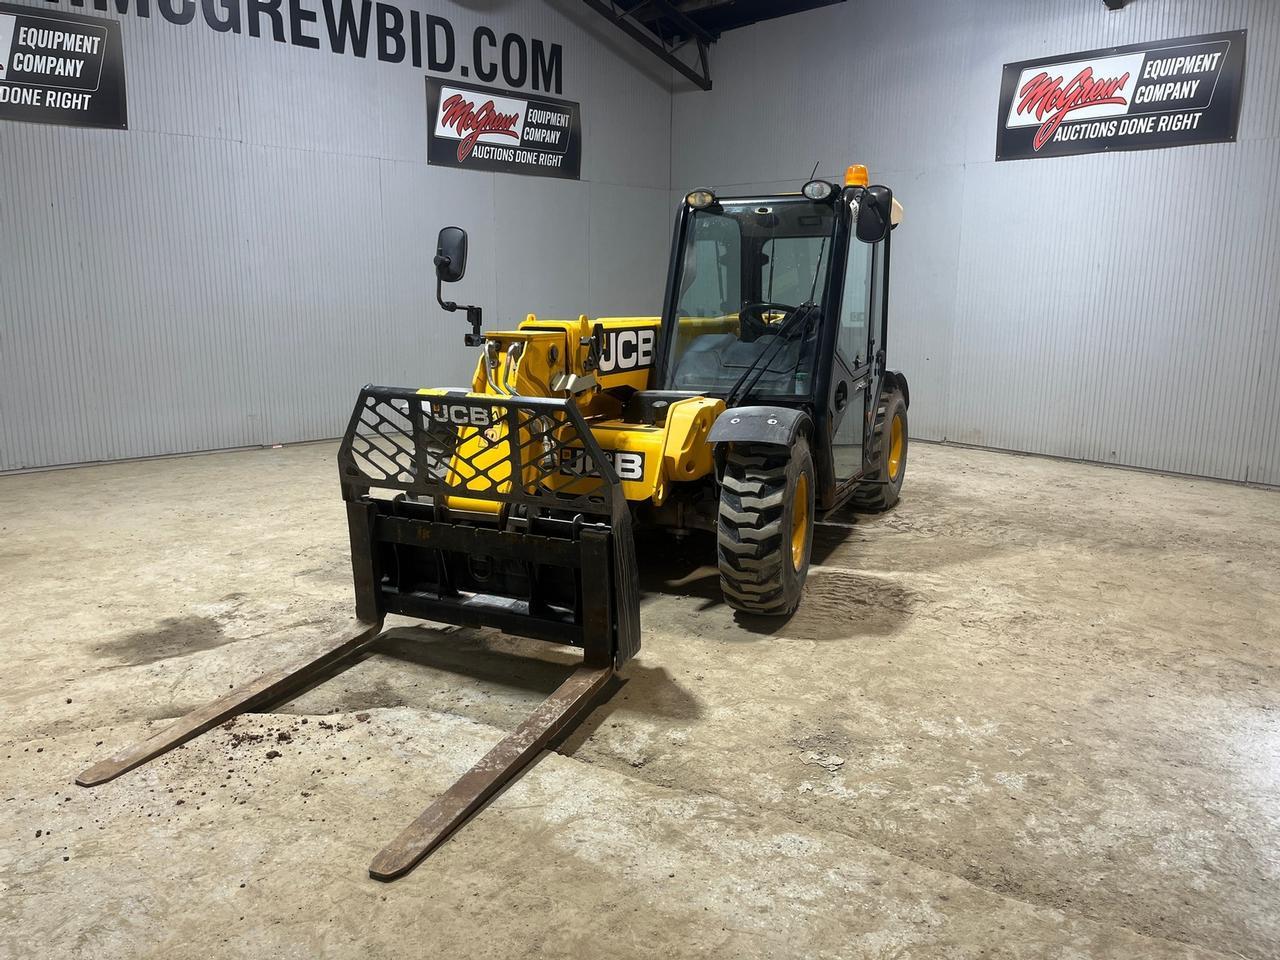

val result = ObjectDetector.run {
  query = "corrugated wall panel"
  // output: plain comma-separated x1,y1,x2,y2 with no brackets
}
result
587,182,678,318
949,139,1280,480
0,0,673,470
1,125,262,466
1239,152,1280,485
671,0,1280,485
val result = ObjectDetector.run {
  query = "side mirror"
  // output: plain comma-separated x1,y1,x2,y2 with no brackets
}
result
855,185,893,244
434,226,468,283
433,225,484,346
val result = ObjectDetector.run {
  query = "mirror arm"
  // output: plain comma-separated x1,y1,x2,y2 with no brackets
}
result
435,273,484,347
435,273,457,313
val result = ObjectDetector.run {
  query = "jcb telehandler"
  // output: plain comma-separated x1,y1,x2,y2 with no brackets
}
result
79,165,908,880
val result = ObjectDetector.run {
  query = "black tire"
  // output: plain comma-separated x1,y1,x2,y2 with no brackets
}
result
852,389,907,512
716,435,816,616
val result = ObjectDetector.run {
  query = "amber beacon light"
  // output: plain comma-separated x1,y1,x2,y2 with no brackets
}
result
844,164,869,187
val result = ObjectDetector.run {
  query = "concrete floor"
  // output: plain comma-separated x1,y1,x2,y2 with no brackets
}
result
1,441,1277,959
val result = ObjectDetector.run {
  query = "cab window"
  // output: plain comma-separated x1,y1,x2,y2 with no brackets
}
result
761,236,831,308
680,215,741,317
838,241,874,367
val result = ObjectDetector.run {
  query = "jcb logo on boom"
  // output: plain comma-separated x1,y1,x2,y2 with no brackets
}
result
597,327,656,374
559,448,646,482
426,401,492,427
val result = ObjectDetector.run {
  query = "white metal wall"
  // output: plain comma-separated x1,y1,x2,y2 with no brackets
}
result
670,0,1280,485
6,0,1279,483
0,0,674,470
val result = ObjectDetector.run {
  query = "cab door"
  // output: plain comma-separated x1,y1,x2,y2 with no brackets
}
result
830,241,876,482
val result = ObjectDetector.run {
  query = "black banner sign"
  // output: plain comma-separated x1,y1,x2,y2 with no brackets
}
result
996,30,1246,161
426,77,580,180
0,1,126,128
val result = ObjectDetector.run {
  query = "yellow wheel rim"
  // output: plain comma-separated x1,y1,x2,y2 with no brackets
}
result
791,472,809,570
888,414,905,480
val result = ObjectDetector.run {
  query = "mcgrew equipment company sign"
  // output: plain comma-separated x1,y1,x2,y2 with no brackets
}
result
427,76,581,180
996,30,1246,161
0,1,127,128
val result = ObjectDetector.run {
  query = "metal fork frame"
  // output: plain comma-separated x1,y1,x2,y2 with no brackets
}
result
339,386,641,668
77,386,638,880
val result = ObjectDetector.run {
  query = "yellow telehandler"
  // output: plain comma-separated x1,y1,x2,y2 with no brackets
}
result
79,164,909,880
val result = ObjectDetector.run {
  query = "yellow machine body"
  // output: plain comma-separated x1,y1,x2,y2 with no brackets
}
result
421,314,723,515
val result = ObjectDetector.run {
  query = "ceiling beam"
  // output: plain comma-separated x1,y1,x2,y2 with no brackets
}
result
581,0,714,91
644,0,718,44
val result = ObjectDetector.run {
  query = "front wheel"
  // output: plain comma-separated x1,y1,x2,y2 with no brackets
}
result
716,436,815,616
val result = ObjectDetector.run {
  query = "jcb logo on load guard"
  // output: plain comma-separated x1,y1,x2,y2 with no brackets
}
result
559,448,646,482
426,401,491,427
597,327,656,374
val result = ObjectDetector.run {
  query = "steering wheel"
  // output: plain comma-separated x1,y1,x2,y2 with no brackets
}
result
738,301,796,342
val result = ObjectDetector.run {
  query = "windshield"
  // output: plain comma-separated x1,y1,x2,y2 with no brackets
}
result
664,196,836,398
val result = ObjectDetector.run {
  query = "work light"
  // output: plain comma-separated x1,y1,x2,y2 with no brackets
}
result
686,189,716,209
802,179,835,201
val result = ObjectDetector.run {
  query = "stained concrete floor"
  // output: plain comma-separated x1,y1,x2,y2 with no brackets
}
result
0,441,1277,959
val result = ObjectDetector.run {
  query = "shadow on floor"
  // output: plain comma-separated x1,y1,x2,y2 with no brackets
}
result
634,522,916,640
93,592,330,668
369,624,700,723
94,614,234,667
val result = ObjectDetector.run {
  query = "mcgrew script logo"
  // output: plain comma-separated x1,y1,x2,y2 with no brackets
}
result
1016,66,1131,150
439,93,520,162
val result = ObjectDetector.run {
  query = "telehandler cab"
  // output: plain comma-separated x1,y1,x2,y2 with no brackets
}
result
79,165,908,880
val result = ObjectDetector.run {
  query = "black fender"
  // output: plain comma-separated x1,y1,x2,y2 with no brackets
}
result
708,405,812,448
882,370,910,407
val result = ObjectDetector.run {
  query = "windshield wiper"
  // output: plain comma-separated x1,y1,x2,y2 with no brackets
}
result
724,303,818,408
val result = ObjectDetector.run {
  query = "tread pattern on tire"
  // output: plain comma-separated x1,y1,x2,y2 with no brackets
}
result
852,390,903,513
717,446,794,615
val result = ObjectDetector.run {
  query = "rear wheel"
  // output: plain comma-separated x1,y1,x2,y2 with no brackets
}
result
852,389,907,512
716,436,815,616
